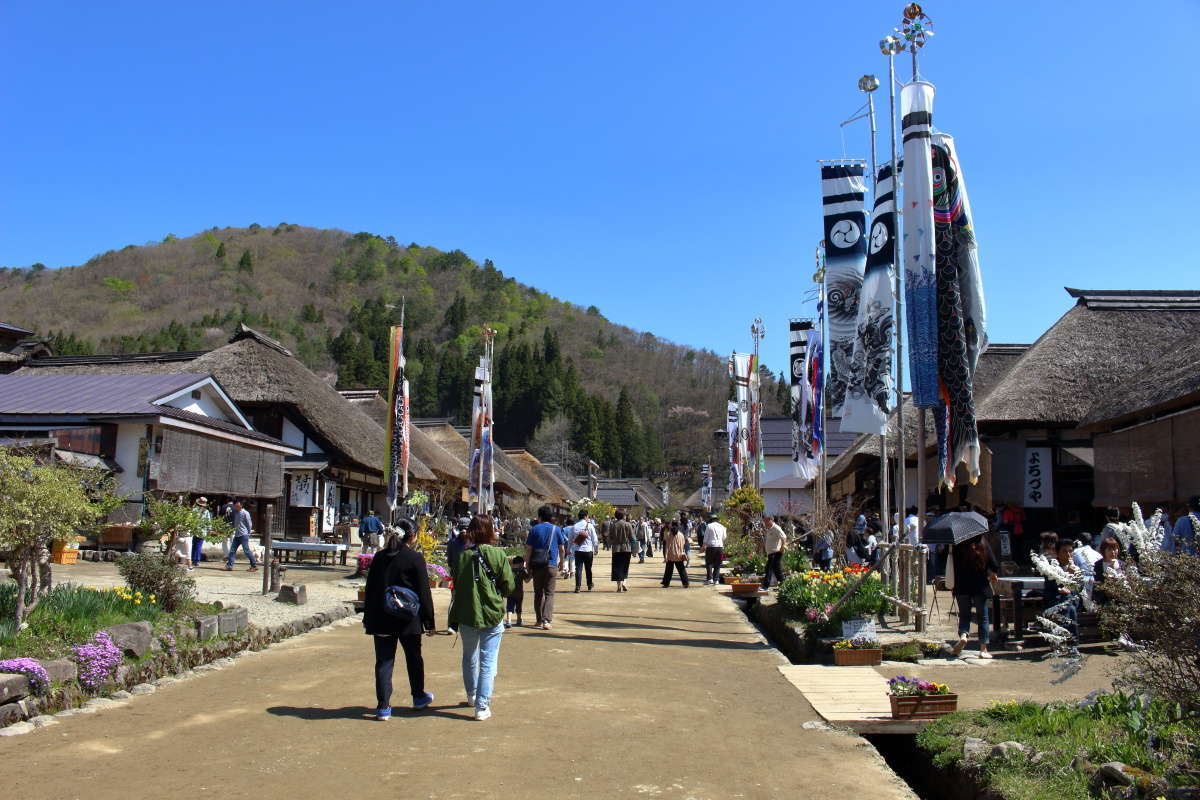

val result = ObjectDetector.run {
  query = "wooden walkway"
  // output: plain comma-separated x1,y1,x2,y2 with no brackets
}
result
778,664,929,734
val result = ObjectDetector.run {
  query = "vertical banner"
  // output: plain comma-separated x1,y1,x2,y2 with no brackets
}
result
901,81,939,409
931,132,987,488
806,324,824,462
820,163,868,418
700,464,712,510
1023,447,1053,508
789,319,817,481
842,161,897,435
726,400,741,491
749,353,763,479
729,353,752,485
385,324,410,516
469,360,495,511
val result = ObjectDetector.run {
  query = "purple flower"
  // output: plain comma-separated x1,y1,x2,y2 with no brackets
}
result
73,632,123,691
0,658,50,694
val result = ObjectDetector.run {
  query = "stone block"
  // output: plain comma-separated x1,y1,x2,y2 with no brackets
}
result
233,607,249,633
0,721,34,736
0,674,30,704
41,658,77,685
0,701,25,727
277,584,307,605
174,623,197,641
28,715,57,728
217,611,239,636
195,615,219,640
109,691,132,700
82,697,124,710
103,621,154,658
130,683,156,695
963,737,991,762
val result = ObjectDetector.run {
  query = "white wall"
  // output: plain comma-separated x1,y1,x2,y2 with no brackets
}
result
281,416,323,454
162,383,235,422
763,488,813,517
114,422,148,514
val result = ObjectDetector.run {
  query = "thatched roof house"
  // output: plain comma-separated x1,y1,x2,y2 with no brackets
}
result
339,389,469,484
502,449,585,506
977,289,1200,428
18,326,436,483
415,421,530,496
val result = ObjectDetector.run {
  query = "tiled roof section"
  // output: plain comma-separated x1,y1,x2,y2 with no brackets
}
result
1066,288,1200,311
0,322,34,337
157,406,294,447
0,373,210,415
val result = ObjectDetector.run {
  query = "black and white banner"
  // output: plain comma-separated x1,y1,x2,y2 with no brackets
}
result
820,163,868,419
789,319,817,480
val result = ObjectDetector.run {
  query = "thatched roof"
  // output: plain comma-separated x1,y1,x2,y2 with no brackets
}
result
417,422,530,495
1081,332,1200,430
340,389,469,483
503,450,584,504
531,461,586,503
827,343,1029,481
15,325,440,482
976,289,1200,427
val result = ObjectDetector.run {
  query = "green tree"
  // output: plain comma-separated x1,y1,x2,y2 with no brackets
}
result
0,450,122,626
215,241,226,260
237,248,254,273
615,387,644,476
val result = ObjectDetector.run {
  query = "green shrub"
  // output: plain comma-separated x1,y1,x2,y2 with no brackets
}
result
0,583,162,659
116,553,195,612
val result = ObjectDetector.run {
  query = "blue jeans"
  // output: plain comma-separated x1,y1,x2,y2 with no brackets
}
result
459,622,504,710
191,537,204,566
956,592,991,644
226,535,257,567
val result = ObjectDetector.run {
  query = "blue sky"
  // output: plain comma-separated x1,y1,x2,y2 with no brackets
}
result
3,1,1197,374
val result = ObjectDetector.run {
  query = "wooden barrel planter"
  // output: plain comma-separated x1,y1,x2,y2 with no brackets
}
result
889,694,959,719
833,648,883,666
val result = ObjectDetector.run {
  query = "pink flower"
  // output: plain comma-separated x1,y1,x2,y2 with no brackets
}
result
806,609,819,621
824,604,834,614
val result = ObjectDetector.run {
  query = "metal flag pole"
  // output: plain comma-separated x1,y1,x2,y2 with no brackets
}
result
881,35,907,535
814,244,827,516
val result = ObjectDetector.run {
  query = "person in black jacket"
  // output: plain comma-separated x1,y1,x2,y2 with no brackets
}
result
362,519,436,720
950,534,1000,658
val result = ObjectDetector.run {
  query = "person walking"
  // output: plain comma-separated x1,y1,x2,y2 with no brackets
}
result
633,518,646,564
641,517,654,559
660,521,689,588
223,500,258,571
949,535,999,658
189,497,209,569
448,515,515,721
608,510,635,592
362,519,436,720
524,506,567,629
360,509,384,554
571,510,598,592
761,513,787,590
701,513,727,585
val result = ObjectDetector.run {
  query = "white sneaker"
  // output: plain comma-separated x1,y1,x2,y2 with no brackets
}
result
462,693,475,707
474,707,492,721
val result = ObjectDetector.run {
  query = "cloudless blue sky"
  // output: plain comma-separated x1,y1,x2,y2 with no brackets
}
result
3,1,1197,374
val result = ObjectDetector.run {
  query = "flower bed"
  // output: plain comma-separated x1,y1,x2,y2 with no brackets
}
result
888,675,956,719
776,565,885,636
832,635,882,666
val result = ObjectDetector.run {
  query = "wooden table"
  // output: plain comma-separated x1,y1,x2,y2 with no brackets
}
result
270,540,349,566
992,576,1043,643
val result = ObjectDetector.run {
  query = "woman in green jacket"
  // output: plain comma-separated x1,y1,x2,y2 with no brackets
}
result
448,515,515,721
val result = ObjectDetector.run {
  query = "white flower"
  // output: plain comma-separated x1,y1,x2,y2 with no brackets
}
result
1031,551,1079,588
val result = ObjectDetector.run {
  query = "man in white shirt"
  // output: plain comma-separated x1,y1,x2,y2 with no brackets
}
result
571,510,599,592
701,514,728,585
903,506,920,545
761,514,787,589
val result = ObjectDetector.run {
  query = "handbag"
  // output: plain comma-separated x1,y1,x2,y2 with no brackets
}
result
383,585,421,621
529,526,558,568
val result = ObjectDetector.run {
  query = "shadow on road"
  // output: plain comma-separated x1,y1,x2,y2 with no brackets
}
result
528,631,769,651
266,704,473,722
565,618,749,635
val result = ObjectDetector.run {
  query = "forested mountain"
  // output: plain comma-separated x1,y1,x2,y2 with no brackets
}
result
1,225,789,488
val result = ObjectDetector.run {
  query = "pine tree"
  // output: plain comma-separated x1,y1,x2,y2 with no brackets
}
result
215,241,226,261
615,387,643,476
237,249,254,273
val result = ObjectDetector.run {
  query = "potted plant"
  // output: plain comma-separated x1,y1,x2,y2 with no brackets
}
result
427,562,449,588
886,676,957,718
832,635,883,666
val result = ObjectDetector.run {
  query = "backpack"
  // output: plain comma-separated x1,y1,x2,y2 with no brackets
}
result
383,585,421,621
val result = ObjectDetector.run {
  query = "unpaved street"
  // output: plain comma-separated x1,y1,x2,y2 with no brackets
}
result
7,552,915,800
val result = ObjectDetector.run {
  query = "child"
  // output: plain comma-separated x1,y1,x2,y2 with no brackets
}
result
506,555,531,628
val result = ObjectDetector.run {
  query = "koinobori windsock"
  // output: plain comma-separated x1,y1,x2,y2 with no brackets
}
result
806,321,824,463
729,353,753,486
820,163,868,418
789,319,817,481
842,160,898,435
726,400,741,491
385,324,410,516
931,132,987,488
901,81,939,409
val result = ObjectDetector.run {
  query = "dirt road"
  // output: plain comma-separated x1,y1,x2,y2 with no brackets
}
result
6,551,915,800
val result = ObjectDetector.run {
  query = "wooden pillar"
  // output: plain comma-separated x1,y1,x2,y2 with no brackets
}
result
916,544,928,632
261,504,274,596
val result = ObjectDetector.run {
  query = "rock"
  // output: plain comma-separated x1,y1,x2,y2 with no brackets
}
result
153,676,179,687
991,741,1032,759
0,721,35,736
0,701,26,726
1030,751,1050,765
801,720,832,730
233,607,249,632
41,658,77,685
109,690,132,700
213,657,235,668
174,622,197,641
193,664,219,673
195,615,219,640
129,683,156,695
1096,762,1135,787
82,697,125,710
28,715,58,728
217,610,240,637
277,584,307,605
963,737,991,761
0,674,31,704
103,621,154,658
55,707,94,717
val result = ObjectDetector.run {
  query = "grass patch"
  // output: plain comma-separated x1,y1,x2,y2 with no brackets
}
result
916,696,1198,800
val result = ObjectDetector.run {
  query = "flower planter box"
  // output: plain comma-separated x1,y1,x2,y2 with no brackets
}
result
889,693,958,719
731,582,762,595
833,648,883,666
357,590,367,602
722,575,741,585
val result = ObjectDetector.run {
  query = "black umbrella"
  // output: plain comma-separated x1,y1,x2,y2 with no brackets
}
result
923,511,989,545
